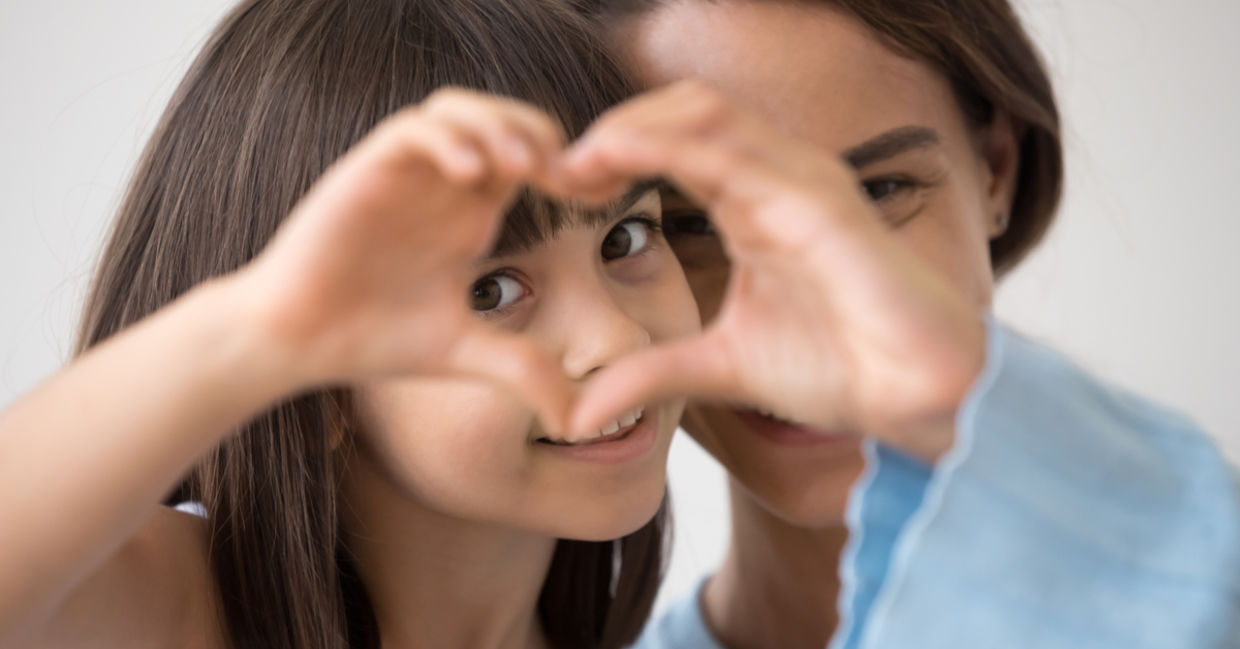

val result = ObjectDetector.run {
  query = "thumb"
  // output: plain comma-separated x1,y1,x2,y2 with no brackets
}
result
445,324,576,436
569,332,739,439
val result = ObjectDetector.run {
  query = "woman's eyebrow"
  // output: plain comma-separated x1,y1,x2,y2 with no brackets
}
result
843,126,941,169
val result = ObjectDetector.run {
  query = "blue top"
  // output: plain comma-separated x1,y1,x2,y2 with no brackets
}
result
634,576,721,649
634,318,1240,649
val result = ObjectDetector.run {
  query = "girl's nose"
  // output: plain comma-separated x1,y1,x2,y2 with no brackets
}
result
557,288,652,382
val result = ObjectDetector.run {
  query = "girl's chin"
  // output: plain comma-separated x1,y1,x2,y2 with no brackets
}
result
541,491,667,543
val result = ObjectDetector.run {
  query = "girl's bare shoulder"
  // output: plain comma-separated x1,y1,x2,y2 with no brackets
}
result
37,505,228,649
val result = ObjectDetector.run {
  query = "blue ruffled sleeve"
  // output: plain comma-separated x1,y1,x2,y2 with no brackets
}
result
832,317,1240,649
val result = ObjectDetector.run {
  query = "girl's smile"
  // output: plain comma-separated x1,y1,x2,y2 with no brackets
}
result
533,404,660,464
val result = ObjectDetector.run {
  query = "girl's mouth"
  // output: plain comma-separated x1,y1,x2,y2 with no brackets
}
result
534,407,658,464
537,406,646,447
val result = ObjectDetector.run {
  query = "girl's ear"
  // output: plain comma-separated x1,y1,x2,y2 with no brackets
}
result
977,110,1023,239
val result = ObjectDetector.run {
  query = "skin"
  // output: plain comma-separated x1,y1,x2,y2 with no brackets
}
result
559,1,1022,647
0,90,699,649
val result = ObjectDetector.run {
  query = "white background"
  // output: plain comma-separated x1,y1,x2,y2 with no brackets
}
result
1,0,1237,614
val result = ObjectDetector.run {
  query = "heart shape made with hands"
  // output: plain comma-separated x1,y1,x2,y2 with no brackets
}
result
270,84,988,458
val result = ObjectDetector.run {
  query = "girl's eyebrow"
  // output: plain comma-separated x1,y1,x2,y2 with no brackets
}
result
486,179,667,259
579,177,667,229
843,126,941,169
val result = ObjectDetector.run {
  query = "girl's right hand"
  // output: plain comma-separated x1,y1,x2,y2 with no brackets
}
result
235,89,574,429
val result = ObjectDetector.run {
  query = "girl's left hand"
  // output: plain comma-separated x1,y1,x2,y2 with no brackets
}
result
553,81,988,460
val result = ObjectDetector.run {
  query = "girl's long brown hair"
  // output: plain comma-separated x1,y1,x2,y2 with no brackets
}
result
74,1,667,647
573,0,1064,276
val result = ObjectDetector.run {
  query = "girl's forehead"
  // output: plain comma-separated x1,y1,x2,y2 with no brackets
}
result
487,182,663,259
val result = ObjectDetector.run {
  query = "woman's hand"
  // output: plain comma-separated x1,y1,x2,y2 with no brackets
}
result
237,89,574,429
555,81,988,459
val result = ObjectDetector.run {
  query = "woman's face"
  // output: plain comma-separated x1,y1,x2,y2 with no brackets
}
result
351,190,700,541
615,0,1017,527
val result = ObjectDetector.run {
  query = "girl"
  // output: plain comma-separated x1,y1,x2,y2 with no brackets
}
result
0,1,699,648
560,0,1240,647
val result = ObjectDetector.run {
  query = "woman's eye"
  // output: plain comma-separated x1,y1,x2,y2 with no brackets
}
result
663,212,716,237
601,218,656,261
470,274,525,312
861,178,913,203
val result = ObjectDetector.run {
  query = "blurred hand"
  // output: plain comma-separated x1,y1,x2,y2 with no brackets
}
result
237,89,574,430
555,81,987,459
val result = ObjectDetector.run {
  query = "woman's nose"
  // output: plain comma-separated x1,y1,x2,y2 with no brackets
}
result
556,288,652,382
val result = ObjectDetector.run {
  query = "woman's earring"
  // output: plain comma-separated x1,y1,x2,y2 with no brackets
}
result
993,211,1011,237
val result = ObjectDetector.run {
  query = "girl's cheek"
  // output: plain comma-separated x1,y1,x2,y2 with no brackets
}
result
482,305,536,332
609,247,671,285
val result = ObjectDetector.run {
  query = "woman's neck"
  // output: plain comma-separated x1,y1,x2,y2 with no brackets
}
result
341,447,556,649
702,478,848,649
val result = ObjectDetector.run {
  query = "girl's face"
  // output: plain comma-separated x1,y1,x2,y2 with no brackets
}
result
616,1,1017,526
350,190,699,541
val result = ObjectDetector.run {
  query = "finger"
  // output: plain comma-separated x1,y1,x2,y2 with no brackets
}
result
429,90,568,160
574,131,850,258
387,116,490,184
541,171,634,207
568,332,741,441
485,97,568,161
583,80,728,143
444,324,575,435
562,80,743,176
355,108,491,185
425,92,562,179
561,133,756,223
549,83,736,199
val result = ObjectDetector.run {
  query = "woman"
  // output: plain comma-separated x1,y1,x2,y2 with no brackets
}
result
560,1,1240,647
0,1,699,648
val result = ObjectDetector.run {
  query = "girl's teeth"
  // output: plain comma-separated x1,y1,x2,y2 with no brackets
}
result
591,407,645,438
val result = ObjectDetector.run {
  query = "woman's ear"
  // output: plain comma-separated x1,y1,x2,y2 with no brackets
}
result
977,110,1023,239
327,391,354,453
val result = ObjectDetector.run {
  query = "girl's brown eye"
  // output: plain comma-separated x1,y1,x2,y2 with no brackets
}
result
470,275,524,312
601,219,653,261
